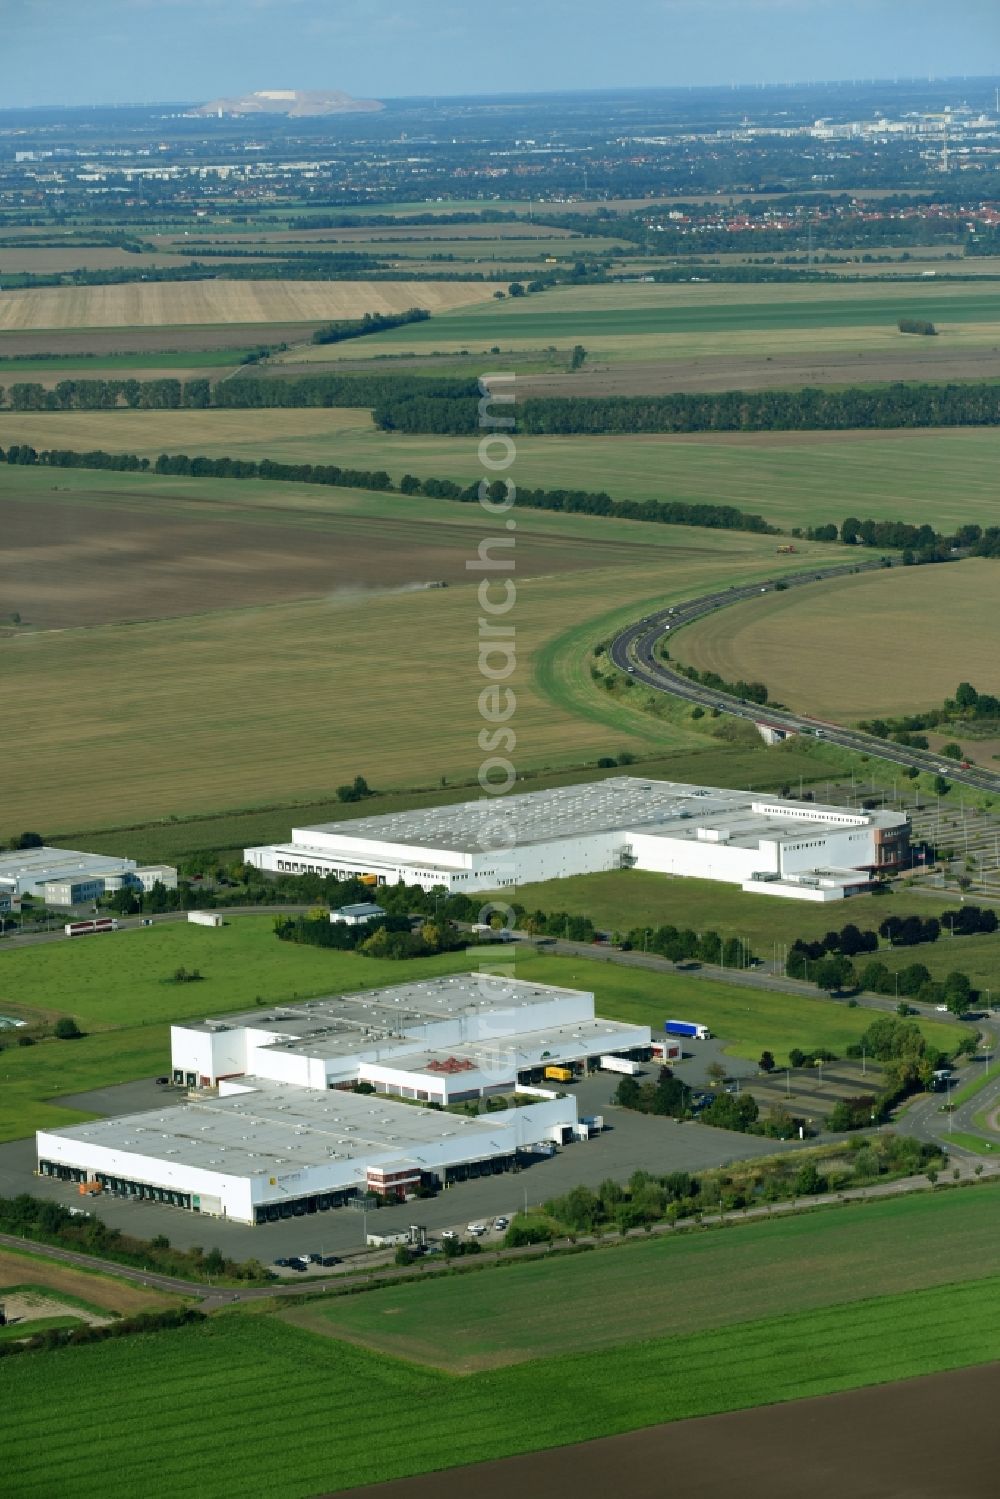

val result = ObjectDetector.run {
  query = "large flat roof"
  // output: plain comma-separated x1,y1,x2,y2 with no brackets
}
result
184,973,590,1045
291,777,902,857
41,1082,526,1181
0,846,134,881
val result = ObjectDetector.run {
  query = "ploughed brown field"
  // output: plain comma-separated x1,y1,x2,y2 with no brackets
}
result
344,1362,1000,1499
509,341,1000,397
0,490,652,628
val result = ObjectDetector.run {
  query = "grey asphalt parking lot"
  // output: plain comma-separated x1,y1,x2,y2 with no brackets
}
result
3,1068,809,1267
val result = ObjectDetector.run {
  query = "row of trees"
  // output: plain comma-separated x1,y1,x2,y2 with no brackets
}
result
0,442,775,539
311,307,430,345
531,1131,940,1237
860,683,1000,740
0,370,479,412
501,382,1000,436
671,661,770,705
0,1192,269,1283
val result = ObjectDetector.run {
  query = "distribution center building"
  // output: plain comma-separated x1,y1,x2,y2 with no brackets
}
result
36,975,651,1225
244,776,909,903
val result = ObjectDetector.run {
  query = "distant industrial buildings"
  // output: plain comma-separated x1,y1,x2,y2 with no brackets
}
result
245,777,909,903
37,975,650,1225
0,847,177,907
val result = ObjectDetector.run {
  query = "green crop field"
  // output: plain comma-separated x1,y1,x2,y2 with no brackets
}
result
5,1275,1000,1498
281,279,1000,363
672,561,1000,721
298,1189,1000,1369
17,405,1000,534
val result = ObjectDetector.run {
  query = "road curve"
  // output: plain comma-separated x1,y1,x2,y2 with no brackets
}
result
609,560,1000,798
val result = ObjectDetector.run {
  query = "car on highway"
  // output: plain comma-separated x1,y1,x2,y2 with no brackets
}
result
935,1004,949,1013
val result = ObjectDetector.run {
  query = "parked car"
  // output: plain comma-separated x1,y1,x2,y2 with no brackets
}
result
308,1253,324,1263
935,1004,949,1012
320,1255,341,1267
273,1257,289,1267
155,1076,170,1085
494,1216,509,1231
440,1229,458,1241
467,1222,487,1236
288,1257,309,1272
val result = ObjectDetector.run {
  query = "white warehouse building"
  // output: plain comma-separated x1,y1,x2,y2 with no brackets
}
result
245,776,909,903
36,975,651,1225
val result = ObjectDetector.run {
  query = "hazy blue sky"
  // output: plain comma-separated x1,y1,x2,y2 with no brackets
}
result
5,0,1000,109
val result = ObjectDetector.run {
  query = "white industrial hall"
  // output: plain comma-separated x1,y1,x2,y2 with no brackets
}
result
244,776,910,902
36,975,651,1225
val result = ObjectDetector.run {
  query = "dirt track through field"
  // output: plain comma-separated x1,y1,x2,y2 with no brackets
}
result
342,1362,1000,1499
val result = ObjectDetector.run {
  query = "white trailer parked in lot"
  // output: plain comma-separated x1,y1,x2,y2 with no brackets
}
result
187,911,224,928
599,1054,641,1075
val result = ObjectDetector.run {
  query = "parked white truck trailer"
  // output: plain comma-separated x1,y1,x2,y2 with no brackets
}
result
187,911,224,928
599,1054,641,1075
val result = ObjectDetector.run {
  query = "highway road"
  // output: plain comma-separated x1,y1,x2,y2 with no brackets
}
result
609,559,1000,798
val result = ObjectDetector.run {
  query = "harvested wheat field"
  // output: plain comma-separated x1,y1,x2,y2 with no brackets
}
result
673,559,1000,722
0,279,496,332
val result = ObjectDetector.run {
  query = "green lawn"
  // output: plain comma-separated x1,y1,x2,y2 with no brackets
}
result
0,918,475,1031
497,867,968,950
945,1131,999,1155
518,956,960,1065
0,920,962,1139
6,1276,1000,1498
302,1188,1000,1369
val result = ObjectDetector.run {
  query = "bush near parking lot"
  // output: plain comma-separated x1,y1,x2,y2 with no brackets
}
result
536,1135,943,1236
0,1194,272,1285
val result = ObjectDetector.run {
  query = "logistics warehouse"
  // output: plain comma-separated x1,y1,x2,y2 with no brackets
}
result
36,975,651,1226
245,776,910,903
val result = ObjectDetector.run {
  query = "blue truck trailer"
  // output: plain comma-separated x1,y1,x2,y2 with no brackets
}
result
665,1019,711,1041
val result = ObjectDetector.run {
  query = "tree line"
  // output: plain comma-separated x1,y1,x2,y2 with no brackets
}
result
0,443,775,538
311,307,430,345
0,370,479,412
510,382,1000,437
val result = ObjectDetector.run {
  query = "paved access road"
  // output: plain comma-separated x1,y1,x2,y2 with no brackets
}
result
609,560,1000,797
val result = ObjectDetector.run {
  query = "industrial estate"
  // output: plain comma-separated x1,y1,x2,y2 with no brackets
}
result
2,34,1000,1499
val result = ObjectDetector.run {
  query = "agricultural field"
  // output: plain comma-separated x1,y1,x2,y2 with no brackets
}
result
281,279,1000,366
0,490,812,831
0,466,661,629
5,1275,999,1498
672,560,1000,721
0,278,496,332
296,1189,999,1370
17,406,1000,534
